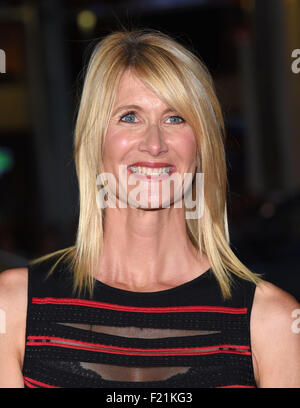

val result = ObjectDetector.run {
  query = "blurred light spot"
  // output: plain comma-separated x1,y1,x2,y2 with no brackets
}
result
240,0,255,13
77,10,97,32
0,148,14,176
259,202,276,218
20,5,37,24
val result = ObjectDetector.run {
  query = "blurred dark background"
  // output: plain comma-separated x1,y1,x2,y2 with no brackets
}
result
0,0,299,300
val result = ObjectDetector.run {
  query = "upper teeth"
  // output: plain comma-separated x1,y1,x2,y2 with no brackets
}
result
130,166,172,175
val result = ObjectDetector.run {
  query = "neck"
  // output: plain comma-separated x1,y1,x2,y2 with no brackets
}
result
96,206,209,291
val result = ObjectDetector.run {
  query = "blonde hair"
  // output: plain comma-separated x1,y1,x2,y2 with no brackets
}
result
30,28,262,299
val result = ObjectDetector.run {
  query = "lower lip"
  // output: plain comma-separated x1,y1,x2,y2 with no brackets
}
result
127,167,176,182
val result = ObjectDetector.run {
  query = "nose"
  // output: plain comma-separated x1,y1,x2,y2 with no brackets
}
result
138,123,168,156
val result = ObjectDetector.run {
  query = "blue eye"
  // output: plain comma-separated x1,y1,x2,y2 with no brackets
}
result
118,112,185,124
166,116,184,124
120,112,137,123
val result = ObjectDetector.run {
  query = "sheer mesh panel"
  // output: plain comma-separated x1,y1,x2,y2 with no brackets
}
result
80,362,190,381
57,323,221,338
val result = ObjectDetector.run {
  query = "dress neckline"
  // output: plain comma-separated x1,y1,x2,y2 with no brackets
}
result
94,267,212,297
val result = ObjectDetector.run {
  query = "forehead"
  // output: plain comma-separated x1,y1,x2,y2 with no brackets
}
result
114,70,164,105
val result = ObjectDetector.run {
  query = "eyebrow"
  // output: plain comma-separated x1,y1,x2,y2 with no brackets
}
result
112,104,176,116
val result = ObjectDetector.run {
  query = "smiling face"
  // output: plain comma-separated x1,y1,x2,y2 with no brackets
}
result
102,69,197,210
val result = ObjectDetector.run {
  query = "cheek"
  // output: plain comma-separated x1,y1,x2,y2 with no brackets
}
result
103,129,132,164
174,130,197,162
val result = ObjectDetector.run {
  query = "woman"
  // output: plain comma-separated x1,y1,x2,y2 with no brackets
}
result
0,29,299,388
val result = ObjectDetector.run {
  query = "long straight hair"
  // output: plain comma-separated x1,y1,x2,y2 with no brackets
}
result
30,29,262,299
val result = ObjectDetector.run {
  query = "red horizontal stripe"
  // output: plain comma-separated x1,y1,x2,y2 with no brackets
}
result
216,385,256,388
32,297,247,314
26,336,251,356
23,376,255,389
23,376,61,388
24,379,38,388
26,341,251,356
27,335,250,352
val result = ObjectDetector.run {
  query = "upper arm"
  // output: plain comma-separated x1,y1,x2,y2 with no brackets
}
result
0,268,28,388
251,280,300,388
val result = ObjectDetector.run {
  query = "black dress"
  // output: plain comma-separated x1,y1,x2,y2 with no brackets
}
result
22,254,257,388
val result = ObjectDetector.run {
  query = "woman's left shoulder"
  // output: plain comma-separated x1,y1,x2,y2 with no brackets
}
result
252,279,300,315
250,279,300,387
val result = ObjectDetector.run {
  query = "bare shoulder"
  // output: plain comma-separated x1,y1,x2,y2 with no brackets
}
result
0,267,28,387
250,279,300,388
253,279,299,308
0,267,28,346
251,280,300,339
0,267,28,311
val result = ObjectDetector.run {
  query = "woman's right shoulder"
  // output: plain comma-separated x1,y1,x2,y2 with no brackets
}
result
0,267,28,317
0,268,28,386
0,267,28,294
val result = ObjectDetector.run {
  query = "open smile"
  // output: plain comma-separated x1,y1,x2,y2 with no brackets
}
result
127,162,176,181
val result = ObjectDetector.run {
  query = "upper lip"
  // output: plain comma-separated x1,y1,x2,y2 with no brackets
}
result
128,162,175,168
